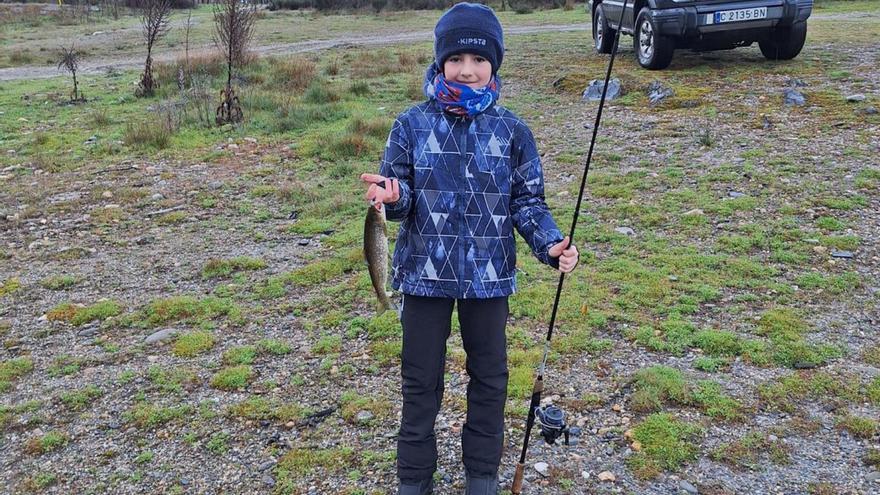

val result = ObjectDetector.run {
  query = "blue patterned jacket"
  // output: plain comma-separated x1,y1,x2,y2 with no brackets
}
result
379,99,564,299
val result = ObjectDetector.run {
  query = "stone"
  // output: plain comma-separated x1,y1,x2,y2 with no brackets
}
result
583,78,622,101
783,89,806,106
831,250,853,259
533,462,550,477
647,81,674,105
787,77,807,87
679,480,699,494
597,471,616,482
77,326,99,338
297,238,310,246
866,472,880,483
846,94,866,102
683,209,704,216
614,227,635,236
258,460,276,471
355,410,374,423
262,475,276,487
861,106,878,115
728,191,746,198
145,328,179,344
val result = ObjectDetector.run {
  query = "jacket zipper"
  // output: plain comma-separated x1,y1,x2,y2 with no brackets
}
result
458,116,468,299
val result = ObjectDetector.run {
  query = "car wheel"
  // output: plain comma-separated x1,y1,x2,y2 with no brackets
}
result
634,7,674,70
759,21,807,60
593,4,615,54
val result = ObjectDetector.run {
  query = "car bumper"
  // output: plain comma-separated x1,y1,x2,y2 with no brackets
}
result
649,0,812,37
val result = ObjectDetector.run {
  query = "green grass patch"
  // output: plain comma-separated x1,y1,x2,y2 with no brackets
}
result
171,331,216,357
24,431,68,456
46,300,122,326
227,397,311,423
0,278,23,297
147,366,201,394
210,365,254,390
202,256,267,279
40,275,77,290
627,413,702,479
711,431,790,470
312,334,343,355
132,295,243,328
339,390,391,425
275,447,356,487
0,357,34,393
758,371,861,413
222,346,259,365
836,414,878,439
60,385,103,411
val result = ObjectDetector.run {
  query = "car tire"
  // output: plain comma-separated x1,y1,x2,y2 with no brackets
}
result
759,20,807,60
593,4,615,54
634,7,674,70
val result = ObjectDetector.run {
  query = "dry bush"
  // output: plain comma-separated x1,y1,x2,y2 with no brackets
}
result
271,56,317,90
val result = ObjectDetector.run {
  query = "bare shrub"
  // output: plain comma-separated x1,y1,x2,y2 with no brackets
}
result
56,44,84,103
136,0,172,97
272,56,317,90
213,0,257,124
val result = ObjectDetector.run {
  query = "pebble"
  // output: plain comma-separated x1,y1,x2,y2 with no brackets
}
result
728,191,746,198
355,410,374,423
683,209,704,216
831,250,854,259
679,480,699,494
533,462,549,477
262,475,276,487
102,191,113,199
783,88,806,106
583,79,622,101
145,328,179,344
597,471,616,482
614,227,635,236
297,238,311,246
258,460,276,471
846,94,866,102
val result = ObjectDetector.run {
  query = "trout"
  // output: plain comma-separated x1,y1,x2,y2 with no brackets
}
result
364,202,394,314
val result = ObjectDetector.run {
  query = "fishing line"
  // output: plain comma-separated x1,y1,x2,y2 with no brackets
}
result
511,0,629,492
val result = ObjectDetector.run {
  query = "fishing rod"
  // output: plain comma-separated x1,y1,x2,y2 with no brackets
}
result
510,0,629,492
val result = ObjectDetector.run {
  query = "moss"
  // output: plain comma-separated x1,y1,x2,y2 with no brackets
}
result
227,397,310,423
691,381,743,421
172,331,216,357
24,431,68,456
147,366,200,394
836,414,878,439
711,431,790,470
692,330,741,357
366,311,402,340
339,390,391,425
60,385,103,411
0,278,22,298
40,275,77,290
627,413,701,479
46,300,122,326
202,256,267,279
693,356,728,373
210,365,254,390
275,447,356,483
312,334,343,355
124,403,193,428
369,340,401,365
257,339,292,356
0,357,34,392
138,295,242,328
630,366,689,412
222,345,258,365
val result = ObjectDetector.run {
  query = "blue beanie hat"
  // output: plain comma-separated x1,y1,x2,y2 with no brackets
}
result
434,2,504,74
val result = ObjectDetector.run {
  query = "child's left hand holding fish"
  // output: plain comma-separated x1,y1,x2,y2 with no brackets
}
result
548,236,579,273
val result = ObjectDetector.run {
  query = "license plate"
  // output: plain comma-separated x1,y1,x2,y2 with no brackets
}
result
713,7,767,23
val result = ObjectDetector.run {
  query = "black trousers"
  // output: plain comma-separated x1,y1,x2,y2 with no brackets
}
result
397,294,510,483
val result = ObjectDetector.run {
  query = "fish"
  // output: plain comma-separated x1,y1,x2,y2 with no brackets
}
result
364,202,395,315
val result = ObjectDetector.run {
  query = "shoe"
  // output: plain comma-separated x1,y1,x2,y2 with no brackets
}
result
399,478,433,495
465,474,498,495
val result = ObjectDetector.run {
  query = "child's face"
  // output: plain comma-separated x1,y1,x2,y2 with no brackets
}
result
443,53,492,89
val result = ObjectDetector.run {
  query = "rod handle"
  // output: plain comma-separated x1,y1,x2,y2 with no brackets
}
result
512,462,525,494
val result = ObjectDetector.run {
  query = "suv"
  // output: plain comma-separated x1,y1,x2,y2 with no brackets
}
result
588,0,813,69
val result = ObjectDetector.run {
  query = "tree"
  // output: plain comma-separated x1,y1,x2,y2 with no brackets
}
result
213,0,257,125
136,0,172,97
57,44,84,103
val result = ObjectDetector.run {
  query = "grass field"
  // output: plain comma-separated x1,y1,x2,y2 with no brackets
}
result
0,1,878,494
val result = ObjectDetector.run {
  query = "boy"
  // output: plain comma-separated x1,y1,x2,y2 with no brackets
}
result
360,3,579,494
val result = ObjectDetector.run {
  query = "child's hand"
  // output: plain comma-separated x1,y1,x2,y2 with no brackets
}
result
548,236,579,273
361,173,400,211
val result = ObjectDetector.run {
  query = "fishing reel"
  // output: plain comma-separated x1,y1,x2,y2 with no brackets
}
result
534,404,581,446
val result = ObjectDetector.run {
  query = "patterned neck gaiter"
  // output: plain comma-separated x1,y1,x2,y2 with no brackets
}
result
423,62,501,118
